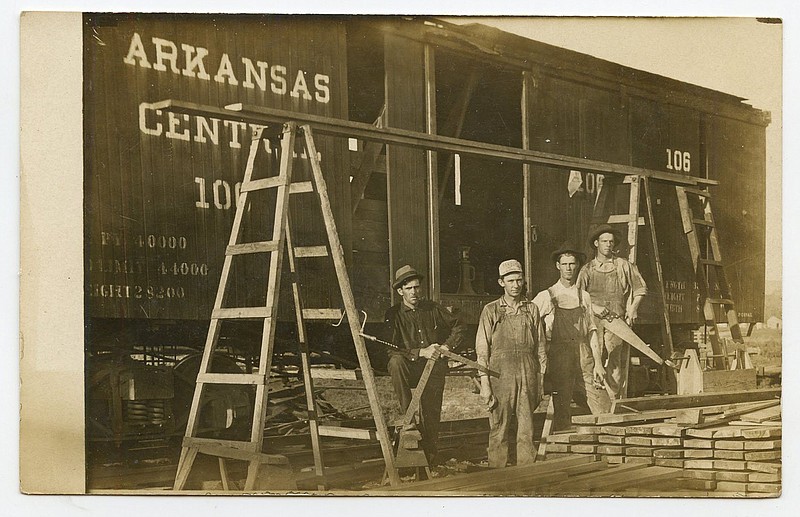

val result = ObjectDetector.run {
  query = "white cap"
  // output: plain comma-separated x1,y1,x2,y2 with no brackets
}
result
498,259,523,277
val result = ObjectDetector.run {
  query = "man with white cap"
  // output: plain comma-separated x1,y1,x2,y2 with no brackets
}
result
533,243,609,430
577,224,647,402
383,265,465,465
475,259,547,468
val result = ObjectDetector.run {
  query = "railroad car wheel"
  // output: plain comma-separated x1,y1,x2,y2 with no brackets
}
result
172,353,254,441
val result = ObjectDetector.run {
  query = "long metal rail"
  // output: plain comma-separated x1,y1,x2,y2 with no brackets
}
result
152,99,716,187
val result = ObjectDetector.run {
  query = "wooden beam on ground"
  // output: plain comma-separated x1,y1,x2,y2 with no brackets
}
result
385,455,595,492
610,387,781,414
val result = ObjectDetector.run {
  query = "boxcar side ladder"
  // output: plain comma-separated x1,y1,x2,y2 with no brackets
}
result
676,186,750,371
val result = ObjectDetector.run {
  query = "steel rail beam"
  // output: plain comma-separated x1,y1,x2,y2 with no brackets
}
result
151,99,717,187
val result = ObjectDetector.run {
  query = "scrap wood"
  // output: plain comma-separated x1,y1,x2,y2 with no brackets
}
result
610,387,781,414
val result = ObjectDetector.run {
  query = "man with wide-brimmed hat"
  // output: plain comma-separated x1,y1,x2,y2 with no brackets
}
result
533,242,610,430
382,265,465,465
576,225,647,404
475,259,547,468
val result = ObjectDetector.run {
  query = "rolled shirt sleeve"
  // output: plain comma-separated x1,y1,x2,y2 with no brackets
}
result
531,303,548,375
582,290,598,333
627,261,648,299
475,304,496,370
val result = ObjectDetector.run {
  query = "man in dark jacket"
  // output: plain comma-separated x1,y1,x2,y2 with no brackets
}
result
383,265,464,464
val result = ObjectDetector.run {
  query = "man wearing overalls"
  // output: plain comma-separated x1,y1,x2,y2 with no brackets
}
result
533,243,609,431
475,259,547,468
576,225,647,403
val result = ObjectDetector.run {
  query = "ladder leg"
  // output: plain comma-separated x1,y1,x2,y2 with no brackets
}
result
285,218,327,489
219,458,231,490
302,124,400,486
173,446,199,491
243,123,298,491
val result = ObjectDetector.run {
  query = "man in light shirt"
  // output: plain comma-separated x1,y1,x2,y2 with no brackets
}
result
533,243,609,430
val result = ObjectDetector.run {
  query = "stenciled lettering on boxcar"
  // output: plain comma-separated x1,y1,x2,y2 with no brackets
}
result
85,14,349,320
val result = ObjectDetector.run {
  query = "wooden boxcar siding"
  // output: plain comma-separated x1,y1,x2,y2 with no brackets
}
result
526,74,711,323
705,115,767,322
384,33,430,294
85,14,350,320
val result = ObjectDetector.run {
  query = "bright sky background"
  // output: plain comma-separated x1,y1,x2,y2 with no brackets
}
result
450,17,782,285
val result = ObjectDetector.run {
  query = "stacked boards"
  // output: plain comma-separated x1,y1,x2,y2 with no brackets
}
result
543,390,781,496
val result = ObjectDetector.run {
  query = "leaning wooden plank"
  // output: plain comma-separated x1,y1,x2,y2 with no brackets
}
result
729,420,782,427
610,387,781,414
694,400,781,430
738,405,781,423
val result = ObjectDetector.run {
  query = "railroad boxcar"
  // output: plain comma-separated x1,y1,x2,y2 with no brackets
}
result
83,15,769,449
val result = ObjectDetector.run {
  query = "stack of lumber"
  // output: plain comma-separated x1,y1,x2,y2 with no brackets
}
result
379,455,686,496
542,388,781,496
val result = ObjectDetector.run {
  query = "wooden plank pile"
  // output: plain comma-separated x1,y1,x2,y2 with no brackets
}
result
542,388,781,496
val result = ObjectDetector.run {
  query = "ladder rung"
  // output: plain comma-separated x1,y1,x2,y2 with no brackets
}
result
183,437,288,465
198,373,268,385
302,308,343,320
708,298,735,305
700,259,724,267
288,181,314,194
309,368,363,381
294,245,328,258
606,215,645,225
212,307,271,319
317,425,376,440
692,218,714,227
241,176,286,192
226,240,279,255
683,188,712,198
241,177,313,194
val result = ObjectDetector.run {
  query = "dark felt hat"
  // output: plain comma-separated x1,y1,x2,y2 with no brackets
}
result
588,224,622,247
550,242,587,265
392,265,424,289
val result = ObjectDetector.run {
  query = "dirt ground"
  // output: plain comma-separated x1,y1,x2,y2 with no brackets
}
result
317,374,490,425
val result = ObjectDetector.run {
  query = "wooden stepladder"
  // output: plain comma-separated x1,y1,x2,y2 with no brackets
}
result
173,122,399,491
676,186,749,371
592,175,677,396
